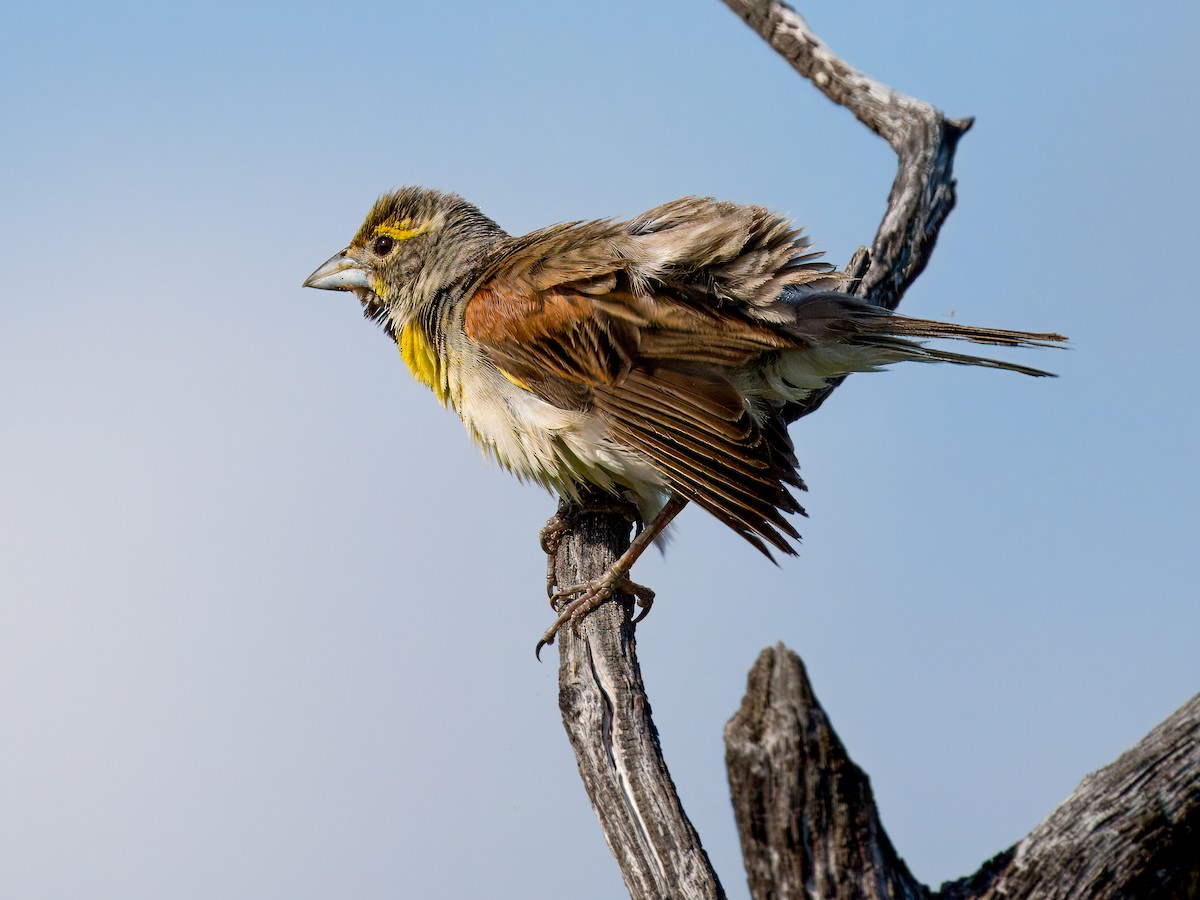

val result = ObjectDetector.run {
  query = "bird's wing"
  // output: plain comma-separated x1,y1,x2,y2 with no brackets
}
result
622,196,841,319
462,215,810,554
463,202,834,386
462,223,642,396
592,366,806,557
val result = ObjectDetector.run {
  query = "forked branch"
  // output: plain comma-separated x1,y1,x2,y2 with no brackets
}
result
719,0,972,314
726,645,1200,900
548,2,973,898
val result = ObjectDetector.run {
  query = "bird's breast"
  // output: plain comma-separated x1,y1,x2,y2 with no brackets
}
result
399,325,450,407
448,360,668,513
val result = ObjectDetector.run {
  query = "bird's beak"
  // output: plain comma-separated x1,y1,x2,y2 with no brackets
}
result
303,250,372,292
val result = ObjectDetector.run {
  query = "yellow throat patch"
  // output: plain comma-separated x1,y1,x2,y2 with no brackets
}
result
399,325,449,407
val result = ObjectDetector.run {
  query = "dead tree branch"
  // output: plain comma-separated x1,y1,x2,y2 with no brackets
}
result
551,493,725,900
935,691,1200,900
726,644,1200,900
718,0,972,314
719,0,971,421
546,2,1041,898
724,644,926,900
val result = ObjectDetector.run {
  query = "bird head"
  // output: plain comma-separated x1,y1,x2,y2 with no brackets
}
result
303,186,505,333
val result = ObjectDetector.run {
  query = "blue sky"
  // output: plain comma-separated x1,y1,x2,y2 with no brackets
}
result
2,1,1197,897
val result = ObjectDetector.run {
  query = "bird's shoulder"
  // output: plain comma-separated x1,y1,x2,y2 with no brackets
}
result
462,195,839,329
454,200,816,553
460,218,643,389
459,196,844,391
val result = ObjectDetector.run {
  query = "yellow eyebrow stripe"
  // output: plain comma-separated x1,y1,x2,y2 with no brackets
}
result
375,219,431,242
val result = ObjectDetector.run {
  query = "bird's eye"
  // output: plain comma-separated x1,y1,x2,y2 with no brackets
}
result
373,235,396,257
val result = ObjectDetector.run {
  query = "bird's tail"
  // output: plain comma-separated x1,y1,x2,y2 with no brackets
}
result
861,317,1067,377
782,291,1067,378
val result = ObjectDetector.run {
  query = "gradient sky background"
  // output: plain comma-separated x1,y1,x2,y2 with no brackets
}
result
2,2,1197,898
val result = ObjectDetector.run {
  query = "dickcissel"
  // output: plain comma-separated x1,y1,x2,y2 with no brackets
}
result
304,187,1063,654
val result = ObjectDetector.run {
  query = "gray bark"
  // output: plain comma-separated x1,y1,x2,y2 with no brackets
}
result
718,0,971,421
547,0,972,896
726,644,1200,900
718,0,970,313
724,644,926,900
935,694,1200,900
551,494,725,900
544,3,1198,899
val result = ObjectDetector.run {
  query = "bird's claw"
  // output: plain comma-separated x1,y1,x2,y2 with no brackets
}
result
535,569,655,660
539,513,570,600
539,497,640,600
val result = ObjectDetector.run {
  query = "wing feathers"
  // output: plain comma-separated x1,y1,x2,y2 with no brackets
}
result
607,419,801,556
455,196,1062,559
594,368,806,556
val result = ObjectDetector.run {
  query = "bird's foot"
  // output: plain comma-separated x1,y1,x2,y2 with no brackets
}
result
539,514,570,600
535,567,654,660
540,497,641,600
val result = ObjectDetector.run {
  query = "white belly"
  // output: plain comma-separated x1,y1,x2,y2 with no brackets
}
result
452,364,669,517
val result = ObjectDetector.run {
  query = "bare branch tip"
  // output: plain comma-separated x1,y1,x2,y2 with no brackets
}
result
951,115,976,135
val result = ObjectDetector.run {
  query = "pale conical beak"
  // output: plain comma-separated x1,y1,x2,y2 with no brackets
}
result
303,251,372,291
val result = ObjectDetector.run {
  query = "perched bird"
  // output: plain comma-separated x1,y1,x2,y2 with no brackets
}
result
304,187,1064,654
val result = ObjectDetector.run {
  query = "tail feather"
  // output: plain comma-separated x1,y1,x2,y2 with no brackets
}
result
784,292,1068,377
862,334,1060,377
879,314,1067,350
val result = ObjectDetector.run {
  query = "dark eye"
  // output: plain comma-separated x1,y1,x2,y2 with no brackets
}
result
373,235,395,257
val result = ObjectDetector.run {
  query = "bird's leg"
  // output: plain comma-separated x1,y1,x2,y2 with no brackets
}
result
539,499,574,601
539,496,641,602
536,495,688,659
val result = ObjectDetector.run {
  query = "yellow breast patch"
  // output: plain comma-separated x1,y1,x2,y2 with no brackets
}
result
399,325,449,407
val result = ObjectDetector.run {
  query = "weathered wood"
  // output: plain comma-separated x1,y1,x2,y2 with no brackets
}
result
549,2,976,896
935,692,1200,900
545,2,1199,898
551,493,726,900
718,0,970,314
718,0,970,422
725,644,927,900
725,644,1200,900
